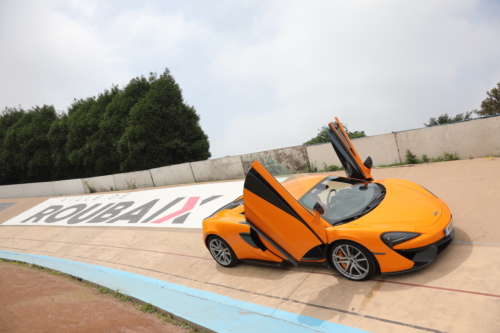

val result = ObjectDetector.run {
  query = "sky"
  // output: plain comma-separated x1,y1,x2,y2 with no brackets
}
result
1,0,499,159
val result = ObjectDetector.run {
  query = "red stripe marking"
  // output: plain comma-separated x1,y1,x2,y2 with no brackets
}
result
150,197,200,224
1,236,499,299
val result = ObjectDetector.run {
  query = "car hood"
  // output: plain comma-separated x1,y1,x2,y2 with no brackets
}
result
351,180,442,228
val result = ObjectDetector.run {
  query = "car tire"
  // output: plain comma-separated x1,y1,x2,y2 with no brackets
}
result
330,240,376,281
207,235,239,267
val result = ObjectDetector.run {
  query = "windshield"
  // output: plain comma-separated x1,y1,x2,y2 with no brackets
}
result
298,176,385,225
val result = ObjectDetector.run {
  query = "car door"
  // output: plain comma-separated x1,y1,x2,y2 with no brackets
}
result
244,161,328,266
328,117,373,181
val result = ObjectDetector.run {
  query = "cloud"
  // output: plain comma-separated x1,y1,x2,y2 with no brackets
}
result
209,0,500,157
0,1,210,112
0,0,129,112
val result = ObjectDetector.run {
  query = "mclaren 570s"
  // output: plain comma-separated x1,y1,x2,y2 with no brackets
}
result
202,118,454,281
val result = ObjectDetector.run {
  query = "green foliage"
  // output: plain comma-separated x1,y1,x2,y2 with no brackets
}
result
119,69,211,172
379,150,459,168
83,181,96,193
66,86,120,178
424,111,473,127
113,289,130,302
304,123,366,145
140,303,155,313
92,76,152,176
1,105,57,184
319,163,344,172
98,287,111,294
0,68,211,185
473,82,500,116
49,114,74,180
405,150,420,164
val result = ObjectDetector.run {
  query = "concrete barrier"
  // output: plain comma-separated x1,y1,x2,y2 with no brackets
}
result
240,145,309,174
81,175,116,194
113,170,155,190
0,184,25,199
354,133,402,166
307,133,402,170
306,143,341,170
52,179,86,196
22,182,55,197
396,116,500,161
150,163,195,187
190,156,245,182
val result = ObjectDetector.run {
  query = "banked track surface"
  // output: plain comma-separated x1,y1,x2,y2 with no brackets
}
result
1,158,499,333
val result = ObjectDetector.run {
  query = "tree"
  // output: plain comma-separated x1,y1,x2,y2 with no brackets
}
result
118,69,211,172
0,107,26,184
91,75,151,176
473,82,500,116
424,111,473,127
48,113,74,180
304,123,366,145
1,105,57,184
65,86,120,177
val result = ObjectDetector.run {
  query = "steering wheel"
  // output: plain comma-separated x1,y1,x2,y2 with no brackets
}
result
327,189,338,210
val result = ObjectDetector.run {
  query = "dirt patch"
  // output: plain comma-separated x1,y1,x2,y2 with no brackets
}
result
0,261,191,333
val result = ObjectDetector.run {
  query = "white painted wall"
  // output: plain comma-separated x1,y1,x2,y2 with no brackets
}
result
52,179,85,196
150,163,195,187
22,182,55,197
113,170,154,190
0,184,25,199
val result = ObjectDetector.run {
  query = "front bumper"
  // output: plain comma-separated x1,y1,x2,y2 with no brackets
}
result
382,229,454,275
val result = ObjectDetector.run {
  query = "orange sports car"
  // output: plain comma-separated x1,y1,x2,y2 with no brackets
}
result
202,118,454,281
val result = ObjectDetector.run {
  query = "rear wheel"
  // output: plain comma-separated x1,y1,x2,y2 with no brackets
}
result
331,241,376,281
208,235,239,267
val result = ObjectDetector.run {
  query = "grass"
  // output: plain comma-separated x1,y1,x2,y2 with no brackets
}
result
113,289,130,302
0,259,203,333
378,150,460,168
99,287,112,294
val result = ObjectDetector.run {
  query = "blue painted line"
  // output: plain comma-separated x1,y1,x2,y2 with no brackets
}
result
0,250,369,333
453,241,500,245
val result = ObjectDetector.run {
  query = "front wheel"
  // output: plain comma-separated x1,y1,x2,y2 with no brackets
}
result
208,235,239,267
331,241,376,281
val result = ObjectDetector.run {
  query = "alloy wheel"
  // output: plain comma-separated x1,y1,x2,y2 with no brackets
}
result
209,238,232,266
332,244,370,280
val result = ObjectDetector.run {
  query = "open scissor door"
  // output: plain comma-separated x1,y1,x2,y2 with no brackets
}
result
243,161,327,266
328,117,373,181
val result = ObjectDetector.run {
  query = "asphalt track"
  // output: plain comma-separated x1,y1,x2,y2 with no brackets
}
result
1,158,499,332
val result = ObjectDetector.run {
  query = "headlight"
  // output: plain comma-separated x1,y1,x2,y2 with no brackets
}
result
381,232,421,248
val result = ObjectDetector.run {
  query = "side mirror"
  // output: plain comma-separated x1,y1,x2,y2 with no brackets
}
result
313,202,324,215
364,156,373,169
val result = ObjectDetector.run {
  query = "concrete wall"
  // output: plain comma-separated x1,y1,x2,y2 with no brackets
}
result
23,182,55,197
306,133,401,170
190,156,246,182
395,116,500,161
240,145,309,174
82,175,116,194
1,115,499,199
0,184,25,199
52,179,85,196
150,163,195,187
113,170,154,190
